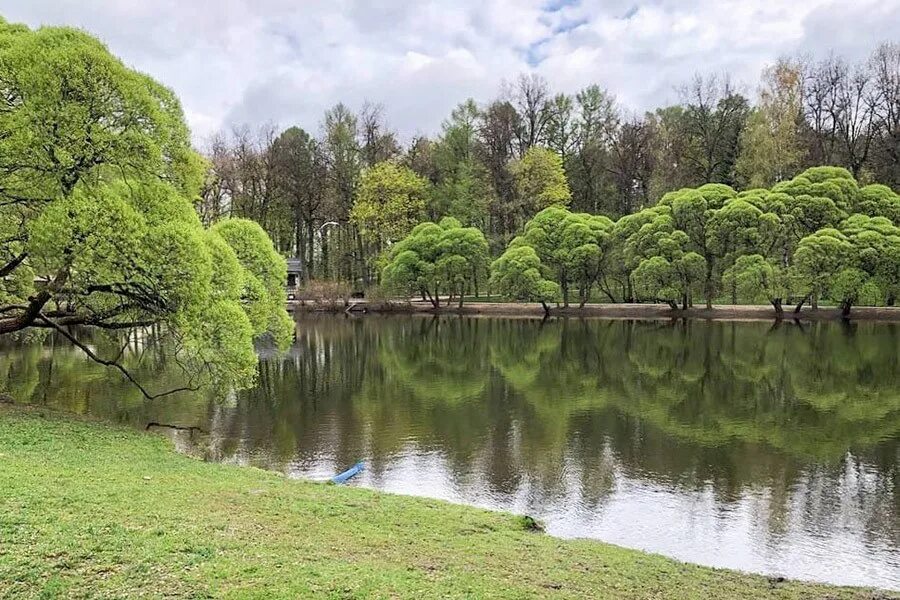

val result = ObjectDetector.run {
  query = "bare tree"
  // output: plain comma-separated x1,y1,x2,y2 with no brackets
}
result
510,73,551,156
802,56,877,177
358,101,400,167
680,74,749,185
868,43,900,185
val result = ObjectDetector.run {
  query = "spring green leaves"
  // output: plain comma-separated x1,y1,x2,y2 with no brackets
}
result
0,20,291,393
382,218,489,308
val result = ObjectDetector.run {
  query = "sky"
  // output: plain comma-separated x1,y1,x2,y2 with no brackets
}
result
3,0,898,146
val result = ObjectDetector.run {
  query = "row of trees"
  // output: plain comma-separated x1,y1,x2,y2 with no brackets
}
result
200,42,900,287
384,166,900,317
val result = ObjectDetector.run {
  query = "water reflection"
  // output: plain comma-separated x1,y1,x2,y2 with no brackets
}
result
2,317,899,589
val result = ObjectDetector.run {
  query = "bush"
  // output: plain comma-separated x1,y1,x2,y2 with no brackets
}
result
295,281,351,308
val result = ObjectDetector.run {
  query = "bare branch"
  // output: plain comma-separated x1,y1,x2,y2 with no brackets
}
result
36,313,199,400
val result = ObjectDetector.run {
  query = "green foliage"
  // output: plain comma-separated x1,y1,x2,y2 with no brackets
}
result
502,206,612,306
511,147,572,214
490,246,559,309
350,161,429,244
857,184,900,225
0,21,290,393
382,217,488,307
721,254,791,308
210,218,294,350
793,228,854,303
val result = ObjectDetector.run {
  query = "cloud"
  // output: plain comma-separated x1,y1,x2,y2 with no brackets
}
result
3,0,897,145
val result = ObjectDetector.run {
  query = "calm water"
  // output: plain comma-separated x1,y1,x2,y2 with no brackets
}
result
2,316,899,589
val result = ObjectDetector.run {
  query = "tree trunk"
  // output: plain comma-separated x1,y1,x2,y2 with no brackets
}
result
812,292,818,310
562,280,569,308
306,221,315,280
681,293,688,311
296,225,308,284
666,299,678,310
794,293,811,314
841,300,852,318
356,231,368,287
540,301,550,317
321,230,330,280
887,293,895,307
426,291,439,309
771,298,783,317
458,292,464,310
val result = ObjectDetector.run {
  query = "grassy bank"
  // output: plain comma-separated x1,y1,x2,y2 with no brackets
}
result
0,407,890,599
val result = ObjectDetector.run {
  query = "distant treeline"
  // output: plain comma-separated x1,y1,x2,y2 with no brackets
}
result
198,42,900,287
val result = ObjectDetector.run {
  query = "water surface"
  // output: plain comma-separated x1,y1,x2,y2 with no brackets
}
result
3,316,899,589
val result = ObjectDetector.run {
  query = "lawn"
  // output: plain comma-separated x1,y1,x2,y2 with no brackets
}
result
0,406,891,599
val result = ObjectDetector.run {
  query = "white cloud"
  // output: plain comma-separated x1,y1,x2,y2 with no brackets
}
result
2,0,897,145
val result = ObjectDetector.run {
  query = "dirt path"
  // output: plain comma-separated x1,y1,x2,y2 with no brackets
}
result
290,300,900,322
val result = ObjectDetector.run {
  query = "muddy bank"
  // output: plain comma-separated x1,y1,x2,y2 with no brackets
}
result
289,300,900,322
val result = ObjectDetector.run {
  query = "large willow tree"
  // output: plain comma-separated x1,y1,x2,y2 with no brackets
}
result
0,19,292,396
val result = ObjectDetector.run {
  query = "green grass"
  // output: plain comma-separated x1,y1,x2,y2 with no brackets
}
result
0,407,892,599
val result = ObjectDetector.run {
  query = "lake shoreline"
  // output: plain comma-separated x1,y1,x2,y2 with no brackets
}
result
290,300,900,322
0,403,888,599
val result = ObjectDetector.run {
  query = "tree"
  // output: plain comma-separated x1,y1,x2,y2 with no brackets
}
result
620,207,707,309
511,147,572,220
857,183,900,225
321,102,361,281
801,56,877,178
359,101,401,167
382,218,488,308
269,126,326,281
647,106,698,199
476,100,519,241
0,20,291,396
511,73,551,155
660,183,737,308
544,93,578,162
839,214,900,307
436,220,490,307
868,43,900,188
513,207,611,307
736,60,805,188
430,100,491,227
569,85,619,213
722,254,791,314
608,116,656,215
680,75,750,185
350,162,429,251
490,246,559,315
793,228,854,310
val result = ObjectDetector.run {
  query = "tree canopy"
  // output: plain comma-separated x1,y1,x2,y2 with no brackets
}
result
0,20,291,395
382,217,489,308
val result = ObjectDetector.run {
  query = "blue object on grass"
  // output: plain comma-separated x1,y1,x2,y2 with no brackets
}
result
331,461,364,484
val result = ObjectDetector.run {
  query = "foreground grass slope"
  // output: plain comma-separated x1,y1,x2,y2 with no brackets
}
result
0,407,890,599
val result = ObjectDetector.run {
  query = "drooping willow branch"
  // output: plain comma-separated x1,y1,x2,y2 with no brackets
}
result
36,313,200,401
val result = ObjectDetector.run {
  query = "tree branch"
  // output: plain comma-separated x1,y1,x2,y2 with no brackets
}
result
0,252,26,277
36,313,199,400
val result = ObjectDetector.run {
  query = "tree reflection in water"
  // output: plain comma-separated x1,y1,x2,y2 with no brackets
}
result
2,316,899,588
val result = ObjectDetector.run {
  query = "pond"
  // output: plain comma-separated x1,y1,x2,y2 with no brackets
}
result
2,316,899,589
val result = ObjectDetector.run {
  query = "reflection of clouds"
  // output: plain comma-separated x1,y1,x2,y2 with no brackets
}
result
3,317,900,589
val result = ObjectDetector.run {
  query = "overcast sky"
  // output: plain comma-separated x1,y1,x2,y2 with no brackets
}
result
3,0,898,146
